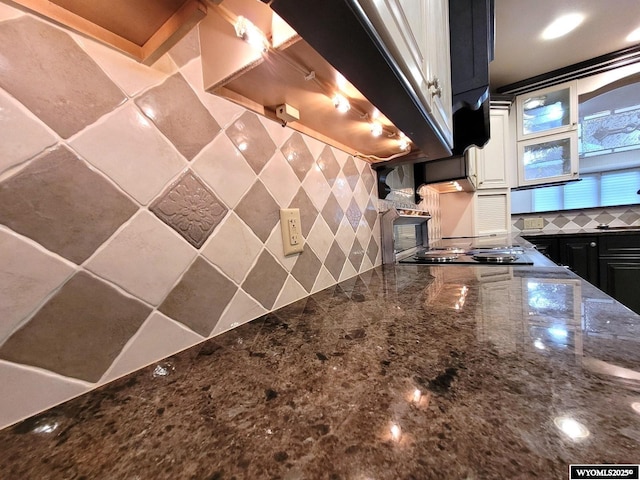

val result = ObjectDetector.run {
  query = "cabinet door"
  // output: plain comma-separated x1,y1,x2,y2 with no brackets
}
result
516,81,578,141
599,258,640,314
475,189,511,235
560,237,599,285
517,131,579,187
523,236,560,263
477,109,509,189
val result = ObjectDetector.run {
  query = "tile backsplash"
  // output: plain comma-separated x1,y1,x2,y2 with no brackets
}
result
512,205,640,233
0,8,387,428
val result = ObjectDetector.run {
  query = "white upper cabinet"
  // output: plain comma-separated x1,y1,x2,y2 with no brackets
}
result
515,81,579,187
476,109,510,189
353,0,453,147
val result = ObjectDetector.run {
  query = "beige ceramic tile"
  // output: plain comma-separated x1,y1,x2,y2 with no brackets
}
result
159,257,238,337
0,90,56,175
241,250,288,309
234,180,281,242
281,132,315,181
259,151,301,207
226,112,277,174
73,34,176,97
0,361,89,430
86,211,197,305
301,164,332,212
335,217,357,257
321,193,345,234
273,275,307,310
0,3,22,20
168,26,200,67
361,255,375,273
306,217,334,263
0,17,126,138
312,266,337,294
201,212,263,284
332,172,354,211
0,228,75,343
317,146,341,187
366,236,381,266
339,258,359,282
343,156,360,191
301,134,327,161
71,103,187,204
101,312,204,383
135,73,220,160
288,188,318,238
356,222,374,253
348,238,365,272
192,132,256,209
264,227,298,272
331,146,351,168
258,115,295,150
353,179,370,211
212,290,267,336
0,271,152,382
291,246,322,292
0,146,139,264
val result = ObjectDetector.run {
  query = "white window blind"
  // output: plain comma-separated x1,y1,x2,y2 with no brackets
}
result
564,175,598,209
533,184,562,211
601,170,640,206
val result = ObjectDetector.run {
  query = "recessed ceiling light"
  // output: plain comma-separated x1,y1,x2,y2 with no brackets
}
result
542,13,585,40
627,26,640,42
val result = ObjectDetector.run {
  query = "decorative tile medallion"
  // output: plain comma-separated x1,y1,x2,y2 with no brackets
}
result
151,170,228,248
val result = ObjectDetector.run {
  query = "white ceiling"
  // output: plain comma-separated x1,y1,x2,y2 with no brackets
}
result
490,0,640,93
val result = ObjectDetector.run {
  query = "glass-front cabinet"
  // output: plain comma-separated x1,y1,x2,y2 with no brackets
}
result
518,131,578,186
515,81,579,187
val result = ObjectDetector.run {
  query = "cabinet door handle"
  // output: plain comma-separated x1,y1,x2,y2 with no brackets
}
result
590,242,597,247
428,77,442,97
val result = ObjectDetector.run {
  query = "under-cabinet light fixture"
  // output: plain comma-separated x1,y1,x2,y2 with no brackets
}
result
332,93,351,113
370,121,383,137
397,132,411,151
234,15,270,52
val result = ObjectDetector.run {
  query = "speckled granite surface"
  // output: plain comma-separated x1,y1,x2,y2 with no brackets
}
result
1,262,639,479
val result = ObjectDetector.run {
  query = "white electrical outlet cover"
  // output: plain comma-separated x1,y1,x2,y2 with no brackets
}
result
280,208,304,256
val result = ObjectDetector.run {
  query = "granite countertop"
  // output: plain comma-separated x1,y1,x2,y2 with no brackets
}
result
518,226,640,237
1,260,639,479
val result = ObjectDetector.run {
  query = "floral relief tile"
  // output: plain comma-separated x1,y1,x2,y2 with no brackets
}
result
324,240,347,281
291,246,322,293
342,156,360,191
0,361,89,431
317,146,341,187
0,90,56,175
0,271,152,382
234,180,281,242
150,170,228,249
159,257,238,337
135,73,220,160
71,103,187,204
226,111,277,174
321,193,345,235
260,151,302,207
0,146,138,264
0,17,126,138
281,132,315,181
85,211,197,306
241,250,288,309
211,290,267,337
345,198,364,231
101,312,204,383
192,132,257,208
288,188,319,237
201,212,263,284
0,229,75,343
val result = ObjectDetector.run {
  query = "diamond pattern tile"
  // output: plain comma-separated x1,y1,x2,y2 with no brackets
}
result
191,132,257,209
306,216,334,262
619,209,640,225
226,111,276,174
332,172,353,210
168,26,200,67
289,188,319,237
366,237,380,265
595,212,616,225
361,164,376,194
260,151,301,207
212,289,267,337
291,246,322,292
0,146,138,264
342,156,360,191
317,146,341,187
135,73,220,160
551,215,570,228
235,180,281,242
159,257,238,337
0,271,151,382
321,193,345,234
513,218,526,231
363,199,378,229
281,132,315,181
335,217,357,254
573,213,593,227
150,170,228,249
242,250,288,309
0,17,126,139
325,240,347,281
345,198,364,231
302,164,332,211
348,238,365,271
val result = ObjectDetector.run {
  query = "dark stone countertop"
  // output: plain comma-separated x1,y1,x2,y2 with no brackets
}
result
1,262,639,479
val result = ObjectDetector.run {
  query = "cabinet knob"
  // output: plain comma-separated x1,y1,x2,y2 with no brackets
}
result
428,77,442,97
590,242,597,247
